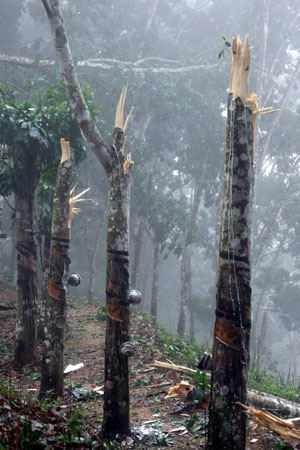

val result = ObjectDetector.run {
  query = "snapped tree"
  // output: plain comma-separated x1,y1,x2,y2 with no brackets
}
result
42,0,140,437
0,83,85,366
207,35,275,450
39,139,72,399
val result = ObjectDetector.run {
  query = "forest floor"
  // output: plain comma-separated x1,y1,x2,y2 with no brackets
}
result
0,281,299,449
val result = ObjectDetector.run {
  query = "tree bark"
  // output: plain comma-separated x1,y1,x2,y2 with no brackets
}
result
14,156,38,367
102,141,132,436
178,181,203,337
0,196,3,279
150,236,160,318
10,217,16,280
39,140,72,399
38,226,51,340
131,217,144,290
177,245,190,337
207,35,255,450
84,215,102,304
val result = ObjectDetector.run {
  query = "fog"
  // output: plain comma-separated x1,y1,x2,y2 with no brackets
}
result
1,0,300,382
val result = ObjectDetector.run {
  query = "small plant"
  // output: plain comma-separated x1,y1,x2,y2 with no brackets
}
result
156,435,173,446
95,305,106,322
135,378,150,387
3,267,15,284
192,370,210,390
274,443,293,449
218,35,231,59
185,413,208,433
150,407,160,413
157,323,204,368
22,419,46,449
22,368,40,381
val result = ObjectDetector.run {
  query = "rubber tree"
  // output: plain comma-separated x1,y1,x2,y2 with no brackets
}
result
39,139,73,399
42,0,138,437
207,35,275,450
14,153,39,366
0,83,86,366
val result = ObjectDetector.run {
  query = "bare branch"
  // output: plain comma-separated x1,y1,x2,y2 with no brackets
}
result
0,53,220,75
41,0,110,171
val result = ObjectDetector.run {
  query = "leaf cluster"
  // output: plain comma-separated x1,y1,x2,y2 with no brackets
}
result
0,81,87,197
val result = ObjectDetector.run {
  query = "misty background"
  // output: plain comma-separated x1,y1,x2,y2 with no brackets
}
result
1,0,300,381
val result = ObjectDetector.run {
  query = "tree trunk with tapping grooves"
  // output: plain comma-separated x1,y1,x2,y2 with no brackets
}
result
39,139,72,400
102,141,132,436
38,225,51,340
150,237,160,318
84,216,102,304
42,0,135,436
14,155,38,367
131,217,144,290
207,36,255,450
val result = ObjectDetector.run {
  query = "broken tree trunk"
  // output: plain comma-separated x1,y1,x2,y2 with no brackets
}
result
207,35,277,450
207,35,255,450
14,153,38,367
102,92,134,436
39,139,72,400
42,0,135,437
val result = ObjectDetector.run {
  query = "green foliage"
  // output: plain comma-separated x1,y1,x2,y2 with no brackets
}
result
156,321,204,368
22,368,40,381
95,305,107,322
135,378,150,387
248,370,300,403
273,443,293,449
3,268,14,284
192,370,210,391
0,81,89,240
219,35,231,59
22,420,46,449
0,380,98,448
0,81,87,199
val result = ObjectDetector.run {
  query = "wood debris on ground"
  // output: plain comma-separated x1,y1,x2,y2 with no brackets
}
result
238,402,300,443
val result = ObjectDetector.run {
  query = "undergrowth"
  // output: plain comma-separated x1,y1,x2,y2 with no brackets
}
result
0,380,105,449
248,370,300,403
131,311,205,368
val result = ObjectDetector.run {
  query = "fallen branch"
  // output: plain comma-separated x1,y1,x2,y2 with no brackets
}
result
151,360,300,417
238,403,300,442
150,360,198,376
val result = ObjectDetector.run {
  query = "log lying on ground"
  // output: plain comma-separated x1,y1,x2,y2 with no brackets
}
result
151,360,300,417
247,389,300,418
